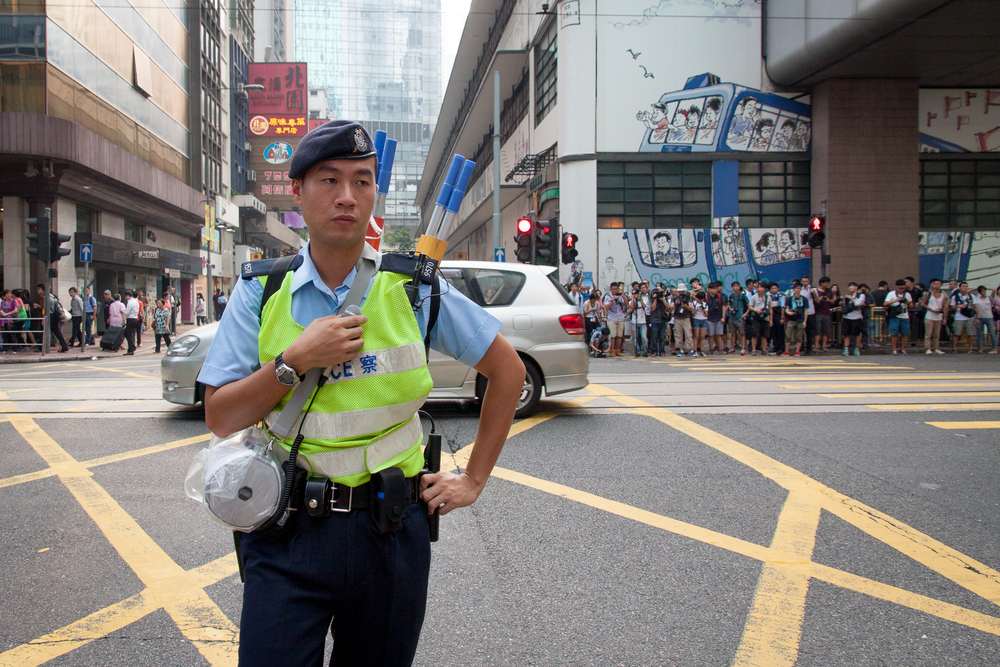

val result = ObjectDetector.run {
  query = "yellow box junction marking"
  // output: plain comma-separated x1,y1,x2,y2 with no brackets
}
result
448,384,1000,665
867,403,1000,411
927,421,1000,429
0,387,237,667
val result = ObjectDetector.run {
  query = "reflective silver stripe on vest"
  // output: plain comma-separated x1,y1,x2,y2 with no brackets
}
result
264,395,427,441
321,341,426,384
271,415,423,479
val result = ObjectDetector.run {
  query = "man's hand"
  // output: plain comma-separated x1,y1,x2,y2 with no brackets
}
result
420,471,483,515
282,313,367,374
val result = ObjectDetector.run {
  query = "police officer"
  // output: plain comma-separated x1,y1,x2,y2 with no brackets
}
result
198,120,525,666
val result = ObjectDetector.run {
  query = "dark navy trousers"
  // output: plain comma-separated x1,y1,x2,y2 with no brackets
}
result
237,501,431,667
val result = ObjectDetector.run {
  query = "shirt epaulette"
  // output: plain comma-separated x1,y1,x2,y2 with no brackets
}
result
379,252,439,284
241,255,305,279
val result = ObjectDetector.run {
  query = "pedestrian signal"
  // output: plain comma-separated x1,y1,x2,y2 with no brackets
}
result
515,217,534,263
805,216,826,248
561,232,579,264
26,215,50,262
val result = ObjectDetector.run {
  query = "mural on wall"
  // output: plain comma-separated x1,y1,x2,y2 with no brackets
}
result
598,0,764,153
596,225,810,293
919,89,1000,152
635,74,811,153
919,232,1000,288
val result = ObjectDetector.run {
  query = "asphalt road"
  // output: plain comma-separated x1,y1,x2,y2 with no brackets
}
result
1,352,999,666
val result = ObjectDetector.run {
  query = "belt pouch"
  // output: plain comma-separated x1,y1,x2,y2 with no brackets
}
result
370,467,407,534
304,476,331,517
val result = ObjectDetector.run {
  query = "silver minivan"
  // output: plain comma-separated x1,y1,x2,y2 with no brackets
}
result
162,260,589,418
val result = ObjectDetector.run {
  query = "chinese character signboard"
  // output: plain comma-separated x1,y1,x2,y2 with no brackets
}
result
249,137,303,210
248,62,307,210
248,63,307,137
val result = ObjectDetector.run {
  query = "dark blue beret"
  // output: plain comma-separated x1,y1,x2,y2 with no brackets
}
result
288,120,377,180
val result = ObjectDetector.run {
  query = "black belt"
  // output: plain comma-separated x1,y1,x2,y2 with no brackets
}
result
295,474,421,515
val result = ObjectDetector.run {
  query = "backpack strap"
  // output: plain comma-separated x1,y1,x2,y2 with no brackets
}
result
424,275,441,360
254,254,303,321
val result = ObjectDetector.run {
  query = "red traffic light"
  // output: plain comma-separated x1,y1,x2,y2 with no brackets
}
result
517,218,532,234
810,216,824,231
564,235,575,248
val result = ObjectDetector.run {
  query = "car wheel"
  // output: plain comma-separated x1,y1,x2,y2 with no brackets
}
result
478,357,542,419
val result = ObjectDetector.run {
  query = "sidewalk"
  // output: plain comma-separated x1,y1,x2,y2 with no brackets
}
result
0,322,204,364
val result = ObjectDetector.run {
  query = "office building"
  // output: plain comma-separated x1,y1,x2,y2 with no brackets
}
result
418,0,1000,291
295,0,442,235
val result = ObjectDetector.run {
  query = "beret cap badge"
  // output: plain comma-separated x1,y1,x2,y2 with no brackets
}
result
354,128,368,153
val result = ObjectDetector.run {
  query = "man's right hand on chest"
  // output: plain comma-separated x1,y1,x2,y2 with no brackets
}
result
282,313,368,375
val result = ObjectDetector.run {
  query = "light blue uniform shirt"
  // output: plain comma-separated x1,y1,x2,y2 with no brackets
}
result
198,244,502,388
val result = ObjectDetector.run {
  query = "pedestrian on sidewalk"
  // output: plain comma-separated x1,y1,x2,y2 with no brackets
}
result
84,287,97,345
123,291,140,355
841,283,865,356
782,284,807,357
603,283,627,357
973,285,998,354
102,289,113,331
196,292,208,326
747,282,770,355
672,283,694,356
108,292,126,351
950,282,977,354
68,287,84,348
0,288,18,352
168,287,178,333
921,278,947,354
884,279,913,355
38,285,69,353
154,299,172,353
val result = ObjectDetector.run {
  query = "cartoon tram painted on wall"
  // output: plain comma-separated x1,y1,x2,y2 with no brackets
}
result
636,73,812,154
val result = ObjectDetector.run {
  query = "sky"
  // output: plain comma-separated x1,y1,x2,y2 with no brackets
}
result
440,0,472,87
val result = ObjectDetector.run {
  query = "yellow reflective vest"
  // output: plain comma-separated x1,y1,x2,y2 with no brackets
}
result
258,268,433,487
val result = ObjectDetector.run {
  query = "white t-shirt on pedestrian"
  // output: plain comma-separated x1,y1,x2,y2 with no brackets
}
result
951,292,974,321
973,293,993,319
844,293,865,321
693,300,708,320
883,291,911,319
800,286,816,315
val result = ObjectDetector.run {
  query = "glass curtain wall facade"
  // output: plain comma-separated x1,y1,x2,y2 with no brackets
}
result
295,0,441,235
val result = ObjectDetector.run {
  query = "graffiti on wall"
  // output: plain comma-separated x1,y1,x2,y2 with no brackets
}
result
596,224,811,293
919,89,1000,153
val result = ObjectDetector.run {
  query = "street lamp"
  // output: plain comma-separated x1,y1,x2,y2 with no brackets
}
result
203,82,265,96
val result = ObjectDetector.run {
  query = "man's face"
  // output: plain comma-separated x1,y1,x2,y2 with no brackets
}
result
292,157,377,250
896,286,906,295
758,285,766,295
950,280,958,289
654,236,669,252
905,279,914,289
931,280,941,291
960,283,969,294
848,284,857,294
570,284,578,293
733,285,741,294
36,287,44,298
769,285,778,294
640,284,648,294
802,278,810,287
820,281,830,290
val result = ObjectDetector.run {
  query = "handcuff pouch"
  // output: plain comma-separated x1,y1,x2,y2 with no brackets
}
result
369,467,407,534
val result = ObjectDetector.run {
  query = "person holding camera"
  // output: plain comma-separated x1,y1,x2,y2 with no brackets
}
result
629,284,650,357
671,283,694,357
782,284,808,356
647,289,669,357
949,281,977,354
603,282,628,357
841,282,867,356
746,282,770,355
590,325,611,357
884,279,914,355
920,278,947,354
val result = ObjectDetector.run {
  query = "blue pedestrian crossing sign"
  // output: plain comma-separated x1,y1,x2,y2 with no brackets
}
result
495,247,505,263
79,244,92,263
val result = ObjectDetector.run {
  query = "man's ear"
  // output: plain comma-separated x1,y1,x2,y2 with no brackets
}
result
291,178,303,205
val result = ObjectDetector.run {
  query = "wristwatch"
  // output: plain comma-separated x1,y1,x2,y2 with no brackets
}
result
274,352,301,387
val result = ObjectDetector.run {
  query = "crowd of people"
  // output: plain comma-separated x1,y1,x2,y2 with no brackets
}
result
0,284,201,355
565,276,1000,359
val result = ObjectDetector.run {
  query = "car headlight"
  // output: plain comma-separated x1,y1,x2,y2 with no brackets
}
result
167,335,200,357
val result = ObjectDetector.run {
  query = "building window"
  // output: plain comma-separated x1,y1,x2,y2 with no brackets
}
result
534,21,556,126
124,220,144,244
76,206,99,234
501,69,528,143
737,161,811,228
921,158,1000,228
597,161,711,229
